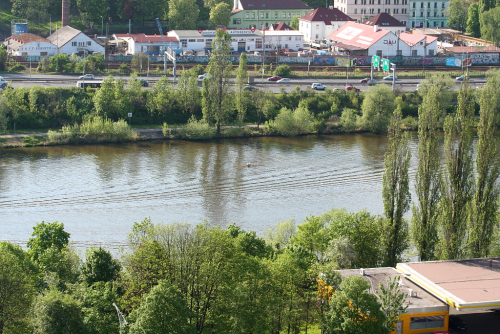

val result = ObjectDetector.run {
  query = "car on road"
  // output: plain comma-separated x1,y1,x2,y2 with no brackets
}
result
456,75,468,81
132,78,149,87
448,315,467,331
383,75,397,80
198,73,211,80
267,76,282,81
345,85,360,92
79,74,95,80
311,83,326,90
277,78,291,83
243,85,258,91
359,78,370,84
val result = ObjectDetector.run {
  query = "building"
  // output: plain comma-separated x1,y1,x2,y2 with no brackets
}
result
408,0,449,28
266,22,294,31
362,12,407,35
327,21,410,56
262,29,304,51
47,26,105,55
441,46,500,64
112,33,178,55
339,267,449,334
334,0,410,27
230,0,312,29
3,33,58,57
299,7,355,43
398,31,438,56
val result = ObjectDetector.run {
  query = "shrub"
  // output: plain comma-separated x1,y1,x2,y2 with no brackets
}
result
190,64,205,76
177,115,216,140
37,58,50,72
267,106,314,136
119,63,129,73
9,63,26,72
273,64,291,77
339,108,358,132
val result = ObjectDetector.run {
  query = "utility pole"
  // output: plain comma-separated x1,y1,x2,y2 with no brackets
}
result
391,63,396,91
112,303,128,334
261,24,265,83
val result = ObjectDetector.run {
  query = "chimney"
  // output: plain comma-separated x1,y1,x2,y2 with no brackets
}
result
374,25,379,32
62,0,70,26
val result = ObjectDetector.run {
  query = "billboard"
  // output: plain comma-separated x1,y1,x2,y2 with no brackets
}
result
446,58,472,67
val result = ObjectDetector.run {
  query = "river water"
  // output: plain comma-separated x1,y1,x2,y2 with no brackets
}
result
0,134,419,250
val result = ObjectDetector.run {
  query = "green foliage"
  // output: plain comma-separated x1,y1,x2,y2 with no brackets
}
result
467,2,481,37
189,64,205,76
274,64,291,77
178,115,216,139
75,54,105,73
290,15,300,30
323,276,389,334
0,45,7,71
26,221,70,263
49,53,72,73
130,53,150,74
209,2,231,28
177,70,201,115
37,57,50,73
267,105,315,136
359,84,395,133
339,108,358,132
480,7,500,45
264,219,296,252
418,74,455,107
81,247,121,285
129,280,196,334
446,0,473,31
376,276,408,332
381,105,411,266
93,76,133,120
169,0,200,29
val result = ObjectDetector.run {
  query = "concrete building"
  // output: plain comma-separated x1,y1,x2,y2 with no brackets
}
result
299,7,355,43
47,26,105,55
230,0,312,29
327,21,410,56
399,31,438,56
362,12,407,35
408,0,449,28
3,33,58,57
262,29,305,51
339,267,449,334
112,33,178,55
334,0,410,27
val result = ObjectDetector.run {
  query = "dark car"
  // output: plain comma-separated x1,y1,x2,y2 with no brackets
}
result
359,78,370,84
133,78,149,87
345,85,360,92
267,76,282,81
448,315,467,331
243,85,258,91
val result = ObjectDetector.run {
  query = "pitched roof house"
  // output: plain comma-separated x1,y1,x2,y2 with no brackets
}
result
3,33,58,57
299,7,355,43
47,26,104,55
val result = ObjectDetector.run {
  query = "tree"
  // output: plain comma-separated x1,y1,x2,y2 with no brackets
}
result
0,244,36,334
376,276,408,333
0,46,7,72
177,70,201,115
169,0,199,30
417,74,455,106
359,84,395,133
209,2,231,28
129,280,196,334
203,0,232,8
76,282,120,334
32,288,84,334
480,7,500,45
468,77,500,257
264,219,296,253
290,15,300,30
235,53,249,123
76,0,110,27
26,221,70,262
323,276,388,334
466,2,481,37
438,83,475,260
93,76,133,120
131,53,150,74
381,104,411,267
412,85,442,262
146,76,177,121
81,247,121,285
446,0,473,31
202,29,233,135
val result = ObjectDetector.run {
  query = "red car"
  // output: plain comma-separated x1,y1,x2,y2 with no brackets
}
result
345,86,360,92
267,76,283,81
359,78,370,84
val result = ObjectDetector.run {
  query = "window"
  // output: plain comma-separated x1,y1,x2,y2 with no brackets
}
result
72,42,77,46
315,34,319,38
40,52,47,56
434,2,437,7
283,13,286,18
233,18,241,24
197,39,204,42
378,8,381,13
288,13,291,17
78,41,85,46
275,13,278,18
181,39,187,47
410,316,444,330
413,2,415,7
354,0,357,4
394,0,399,4
412,49,418,56
87,41,91,46
251,12,255,18
370,8,374,13
266,13,268,18
397,50,402,55
376,50,382,57
188,39,195,42
385,0,390,4
421,3,424,7
354,8,357,13
394,8,398,13
256,39,262,48
260,12,264,18
378,0,381,3
246,13,249,18
22,52,27,56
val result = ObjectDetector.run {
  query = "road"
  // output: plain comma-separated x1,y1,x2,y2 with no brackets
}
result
0,73,487,93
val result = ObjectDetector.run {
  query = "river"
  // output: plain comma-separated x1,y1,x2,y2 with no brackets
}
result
0,134,419,251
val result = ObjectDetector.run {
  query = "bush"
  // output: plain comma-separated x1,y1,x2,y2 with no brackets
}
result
37,58,50,72
177,115,216,140
119,63,129,73
267,106,314,136
339,108,359,132
190,64,205,76
9,63,26,72
273,64,291,77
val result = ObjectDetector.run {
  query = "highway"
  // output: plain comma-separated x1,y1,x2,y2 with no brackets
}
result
0,73,487,93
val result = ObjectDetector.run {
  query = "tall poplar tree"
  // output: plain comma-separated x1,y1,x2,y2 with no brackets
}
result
412,86,441,261
438,83,475,260
202,28,233,134
381,104,411,267
468,77,500,258
235,53,249,123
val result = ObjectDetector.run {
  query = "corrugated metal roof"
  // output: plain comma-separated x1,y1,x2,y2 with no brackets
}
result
300,7,354,24
114,33,177,43
47,25,81,47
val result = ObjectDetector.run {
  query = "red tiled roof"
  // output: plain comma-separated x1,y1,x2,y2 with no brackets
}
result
7,33,50,44
266,22,294,31
445,45,500,53
327,22,391,49
300,7,354,24
113,33,177,43
362,13,405,27
399,32,437,46
239,0,311,10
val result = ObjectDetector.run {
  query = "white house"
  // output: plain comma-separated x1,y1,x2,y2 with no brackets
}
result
399,31,438,56
299,7,355,43
112,33,178,55
335,0,410,27
327,21,411,56
261,30,304,51
361,12,406,36
47,26,105,55
3,33,58,57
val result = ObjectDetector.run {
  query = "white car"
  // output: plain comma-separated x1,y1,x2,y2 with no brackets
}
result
79,74,94,80
383,75,397,80
311,83,326,90
198,73,211,80
277,78,291,83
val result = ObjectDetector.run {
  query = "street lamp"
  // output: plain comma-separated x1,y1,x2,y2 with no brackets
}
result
101,16,103,36
112,303,128,334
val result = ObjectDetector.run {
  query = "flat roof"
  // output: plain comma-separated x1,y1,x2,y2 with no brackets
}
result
339,267,448,313
397,258,500,311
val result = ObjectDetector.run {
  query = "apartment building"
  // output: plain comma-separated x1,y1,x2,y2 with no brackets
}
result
408,0,449,28
334,0,410,27
299,7,355,42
